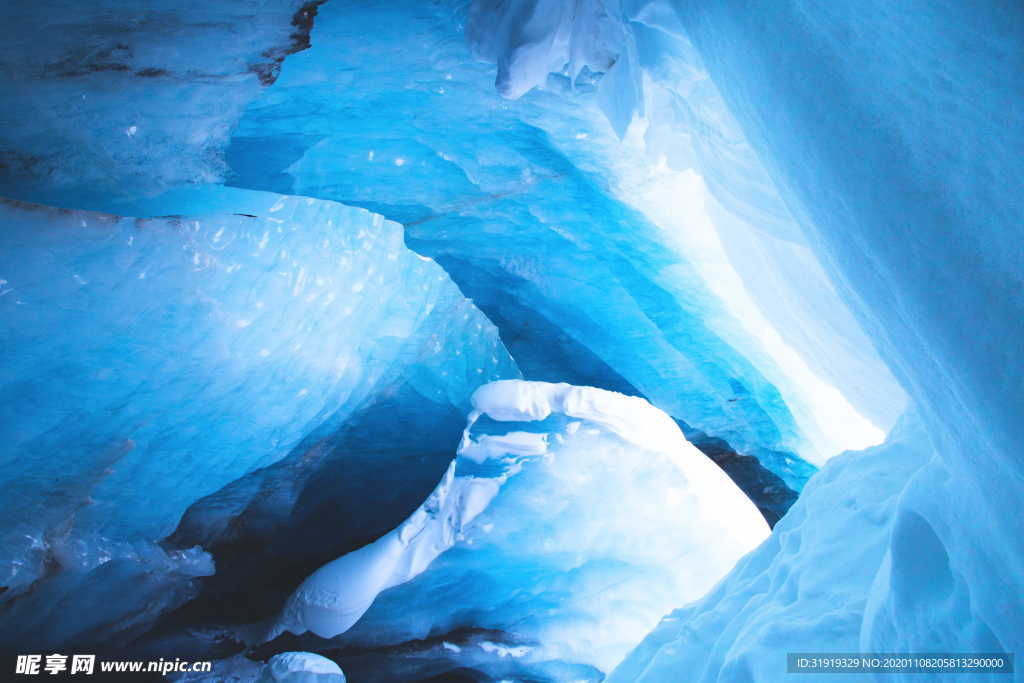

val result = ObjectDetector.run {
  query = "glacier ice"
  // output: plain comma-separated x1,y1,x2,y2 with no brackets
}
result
0,0,894,494
0,191,518,648
466,0,624,100
0,0,1020,679
0,540,213,652
216,0,892,477
460,0,906,463
608,413,935,681
272,380,768,676
0,0,326,207
260,652,347,683
629,1,1023,675
461,0,1024,678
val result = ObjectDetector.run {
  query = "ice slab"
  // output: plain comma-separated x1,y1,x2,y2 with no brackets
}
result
0,192,518,600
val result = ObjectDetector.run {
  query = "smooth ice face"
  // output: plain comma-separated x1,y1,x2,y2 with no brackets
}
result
276,381,769,676
461,0,906,463
0,192,518,602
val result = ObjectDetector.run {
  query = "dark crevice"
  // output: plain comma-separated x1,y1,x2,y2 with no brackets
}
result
417,252,799,528
252,0,329,85
676,423,798,528
131,381,464,659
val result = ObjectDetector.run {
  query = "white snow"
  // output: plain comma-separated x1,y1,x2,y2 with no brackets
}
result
273,380,768,674
263,652,345,682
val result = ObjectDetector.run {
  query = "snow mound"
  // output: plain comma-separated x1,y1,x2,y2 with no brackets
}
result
273,380,768,675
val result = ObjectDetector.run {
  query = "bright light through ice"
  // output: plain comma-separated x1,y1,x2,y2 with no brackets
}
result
615,126,885,462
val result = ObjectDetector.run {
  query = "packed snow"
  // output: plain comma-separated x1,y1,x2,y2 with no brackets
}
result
272,381,768,674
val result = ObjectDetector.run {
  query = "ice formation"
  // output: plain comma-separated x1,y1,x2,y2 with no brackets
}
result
0,191,517,648
215,0,895,476
462,0,1024,677
0,0,1020,680
0,0,329,206
608,413,935,681
273,381,768,675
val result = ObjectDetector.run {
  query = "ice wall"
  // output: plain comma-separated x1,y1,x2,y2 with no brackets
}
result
155,380,474,636
608,413,935,681
465,0,1024,676
217,0,897,474
0,0,885,488
0,192,518,649
465,0,906,455
1,0,1016,676
658,0,1024,668
211,0,876,481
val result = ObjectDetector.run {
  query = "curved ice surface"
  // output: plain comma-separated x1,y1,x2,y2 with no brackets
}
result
608,414,933,682
0,0,888,483
215,0,897,473
0,0,1017,676
173,651,346,683
466,0,624,100
470,379,683,449
476,0,1023,676
0,540,213,651
0,192,518,597
274,380,768,674
464,0,905,460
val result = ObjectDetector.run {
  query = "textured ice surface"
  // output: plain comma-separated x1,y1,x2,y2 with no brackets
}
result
274,381,768,676
466,0,624,100
0,0,1019,678
0,0,318,206
0,540,213,651
0,192,517,621
260,652,346,683
156,379,475,634
461,0,905,462
0,0,895,483
461,0,1023,678
214,0,895,476
666,0,1024,672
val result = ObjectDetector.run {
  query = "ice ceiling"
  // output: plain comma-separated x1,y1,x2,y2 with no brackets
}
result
0,0,1021,681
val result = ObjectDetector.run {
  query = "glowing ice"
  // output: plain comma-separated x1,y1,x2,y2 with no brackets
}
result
273,380,768,674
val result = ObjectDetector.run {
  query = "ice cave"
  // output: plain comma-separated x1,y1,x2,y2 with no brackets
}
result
0,0,1021,681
